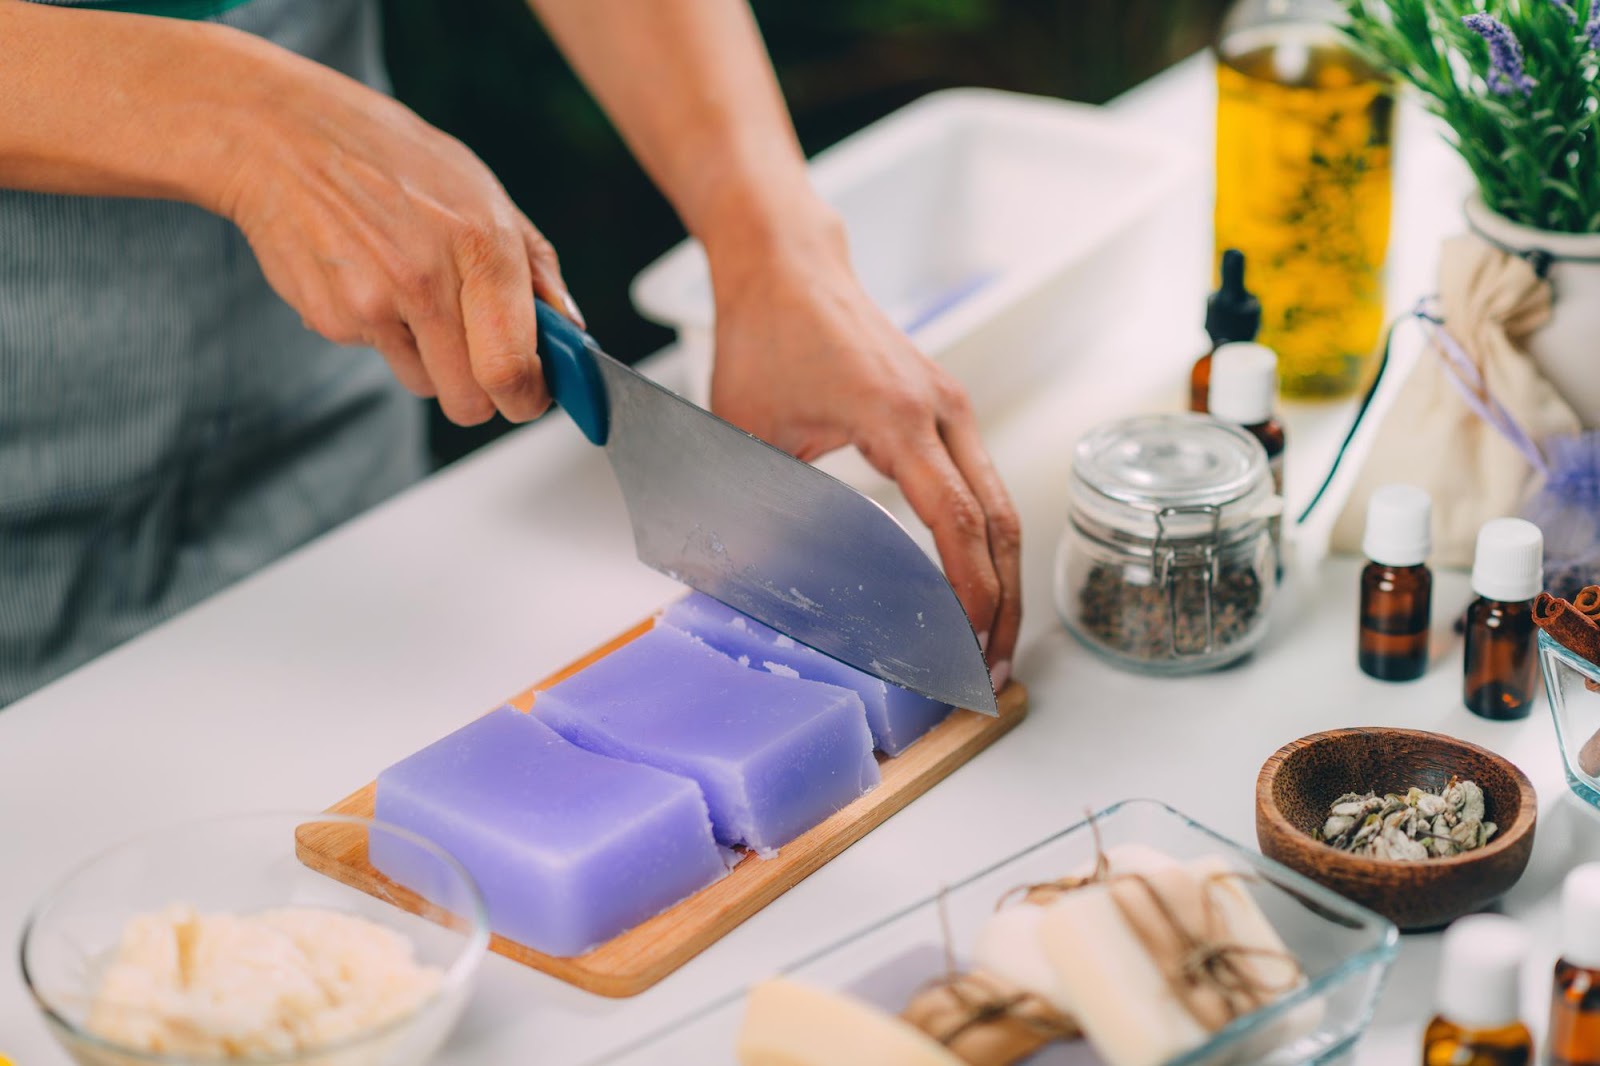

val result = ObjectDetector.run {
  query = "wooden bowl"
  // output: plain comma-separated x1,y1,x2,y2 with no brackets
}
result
1256,727,1537,932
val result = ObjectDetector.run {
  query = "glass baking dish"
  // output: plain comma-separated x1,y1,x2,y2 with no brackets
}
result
595,799,1399,1065
1540,630,1600,808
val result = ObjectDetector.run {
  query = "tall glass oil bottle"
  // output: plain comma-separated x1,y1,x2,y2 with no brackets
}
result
1215,0,1395,399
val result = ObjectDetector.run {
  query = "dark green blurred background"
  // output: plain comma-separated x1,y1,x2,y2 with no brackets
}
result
380,0,1228,464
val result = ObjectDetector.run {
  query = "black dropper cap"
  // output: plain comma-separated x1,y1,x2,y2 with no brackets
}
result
1206,249,1261,347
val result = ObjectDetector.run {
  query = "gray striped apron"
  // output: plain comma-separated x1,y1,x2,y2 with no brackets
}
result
0,0,427,706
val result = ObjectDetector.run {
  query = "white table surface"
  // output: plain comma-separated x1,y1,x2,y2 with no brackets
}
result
3,52,1591,1066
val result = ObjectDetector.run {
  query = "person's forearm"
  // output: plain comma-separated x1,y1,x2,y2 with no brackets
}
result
525,0,833,261
0,0,285,211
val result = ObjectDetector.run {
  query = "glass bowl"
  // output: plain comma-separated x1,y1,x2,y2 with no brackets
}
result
1540,630,1600,808
597,799,1399,1065
20,812,489,1066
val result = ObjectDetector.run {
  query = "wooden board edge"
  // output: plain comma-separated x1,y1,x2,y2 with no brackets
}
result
304,620,1028,997
573,686,1030,995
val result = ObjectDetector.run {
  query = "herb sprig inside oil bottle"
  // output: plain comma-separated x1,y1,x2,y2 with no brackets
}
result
1215,0,1394,399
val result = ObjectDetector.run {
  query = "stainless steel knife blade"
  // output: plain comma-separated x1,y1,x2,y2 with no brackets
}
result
537,301,997,715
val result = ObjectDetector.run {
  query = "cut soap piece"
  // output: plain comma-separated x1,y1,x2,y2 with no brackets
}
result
973,843,1182,1014
737,978,963,1066
1039,873,1209,1066
659,591,953,755
372,706,726,958
535,625,879,853
1181,855,1322,1062
1038,854,1311,1066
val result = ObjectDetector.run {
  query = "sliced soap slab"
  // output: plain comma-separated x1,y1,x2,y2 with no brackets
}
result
535,625,879,853
372,706,726,958
659,592,953,756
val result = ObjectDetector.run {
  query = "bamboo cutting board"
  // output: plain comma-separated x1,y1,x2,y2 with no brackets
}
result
296,619,1028,998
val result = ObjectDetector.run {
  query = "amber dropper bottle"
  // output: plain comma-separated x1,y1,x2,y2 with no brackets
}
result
1190,248,1262,412
1464,518,1544,720
1209,342,1286,579
1425,915,1533,1066
1550,863,1600,1066
1359,485,1433,682
1208,342,1286,493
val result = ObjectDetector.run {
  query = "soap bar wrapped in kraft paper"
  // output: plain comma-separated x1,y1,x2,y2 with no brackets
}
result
737,843,1320,1066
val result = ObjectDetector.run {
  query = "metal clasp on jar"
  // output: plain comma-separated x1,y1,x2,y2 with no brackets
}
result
1153,504,1224,658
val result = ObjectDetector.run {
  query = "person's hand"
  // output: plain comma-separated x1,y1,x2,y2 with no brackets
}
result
211,43,579,426
706,212,1021,691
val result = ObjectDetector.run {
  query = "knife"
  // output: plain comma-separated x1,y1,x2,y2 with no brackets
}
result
532,299,998,716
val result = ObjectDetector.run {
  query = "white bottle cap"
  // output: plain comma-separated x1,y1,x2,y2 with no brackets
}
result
1362,484,1433,567
1562,863,1600,969
1436,914,1529,1030
1208,342,1279,425
1471,518,1544,603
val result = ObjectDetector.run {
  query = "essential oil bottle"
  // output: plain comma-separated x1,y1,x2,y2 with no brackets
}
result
1359,485,1433,682
1550,863,1600,1066
1208,342,1286,579
1425,915,1533,1066
1189,248,1262,413
1464,517,1544,720
1208,342,1286,492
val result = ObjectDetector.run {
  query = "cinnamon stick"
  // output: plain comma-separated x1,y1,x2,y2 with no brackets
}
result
1575,585,1600,621
1533,593,1600,665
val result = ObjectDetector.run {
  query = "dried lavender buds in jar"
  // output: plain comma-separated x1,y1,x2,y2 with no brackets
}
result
1315,780,1497,861
1077,560,1264,660
1056,414,1279,675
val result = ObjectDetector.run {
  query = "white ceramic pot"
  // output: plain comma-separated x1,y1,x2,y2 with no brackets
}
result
1464,194,1600,429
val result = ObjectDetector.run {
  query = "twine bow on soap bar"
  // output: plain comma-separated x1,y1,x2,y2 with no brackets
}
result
898,884,1079,1066
1108,869,1299,1032
902,820,1304,1066
1008,821,1301,1035
901,968,1078,1065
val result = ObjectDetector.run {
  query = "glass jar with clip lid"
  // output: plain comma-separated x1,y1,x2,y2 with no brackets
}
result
1055,413,1282,674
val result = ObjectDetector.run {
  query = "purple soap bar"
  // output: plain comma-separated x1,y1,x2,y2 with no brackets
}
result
659,592,953,756
535,626,879,853
372,706,726,957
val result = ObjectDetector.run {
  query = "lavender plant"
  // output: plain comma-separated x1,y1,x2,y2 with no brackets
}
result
1341,0,1600,231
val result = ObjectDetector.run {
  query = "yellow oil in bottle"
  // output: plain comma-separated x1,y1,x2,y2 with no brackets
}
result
1215,25,1394,399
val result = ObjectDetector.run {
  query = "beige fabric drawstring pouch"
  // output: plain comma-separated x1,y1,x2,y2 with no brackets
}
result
1327,233,1579,568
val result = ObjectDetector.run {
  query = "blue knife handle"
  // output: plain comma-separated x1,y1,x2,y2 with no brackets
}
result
535,298,610,446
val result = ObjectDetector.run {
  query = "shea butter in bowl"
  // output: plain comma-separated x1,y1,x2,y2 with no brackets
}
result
21,813,488,1066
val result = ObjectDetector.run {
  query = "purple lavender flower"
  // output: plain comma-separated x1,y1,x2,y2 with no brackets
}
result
1553,0,1579,23
1463,13,1536,97
1588,6,1600,49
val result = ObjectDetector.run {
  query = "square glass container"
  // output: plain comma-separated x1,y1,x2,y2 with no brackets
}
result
1540,630,1600,808
1056,415,1280,676
596,799,1398,1066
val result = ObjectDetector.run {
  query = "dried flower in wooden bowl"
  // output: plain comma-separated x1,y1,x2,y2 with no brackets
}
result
1256,728,1536,931
1316,780,1496,860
